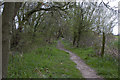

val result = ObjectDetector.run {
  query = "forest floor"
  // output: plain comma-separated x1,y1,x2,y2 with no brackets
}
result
7,39,118,78
57,40,104,79
7,41,83,78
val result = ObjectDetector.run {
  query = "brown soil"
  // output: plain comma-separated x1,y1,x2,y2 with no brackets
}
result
57,40,104,79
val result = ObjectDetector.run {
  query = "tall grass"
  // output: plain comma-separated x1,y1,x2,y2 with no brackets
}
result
7,44,83,78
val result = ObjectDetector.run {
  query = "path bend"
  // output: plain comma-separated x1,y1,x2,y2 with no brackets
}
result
57,40,104,80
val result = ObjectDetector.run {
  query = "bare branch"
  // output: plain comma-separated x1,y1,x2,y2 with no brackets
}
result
0,2,4,6
23,2,70,21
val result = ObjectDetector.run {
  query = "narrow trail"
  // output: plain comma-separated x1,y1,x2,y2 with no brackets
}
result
57,40,104,79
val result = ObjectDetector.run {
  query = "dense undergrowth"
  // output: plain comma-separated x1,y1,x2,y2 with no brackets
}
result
62,40,118,78
7,42,83,78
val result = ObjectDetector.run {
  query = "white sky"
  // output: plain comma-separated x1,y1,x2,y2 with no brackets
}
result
77,0,119,35
104,0,119,35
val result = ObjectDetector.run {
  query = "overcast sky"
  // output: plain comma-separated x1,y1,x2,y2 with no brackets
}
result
76,0,119,35
103,0,118,35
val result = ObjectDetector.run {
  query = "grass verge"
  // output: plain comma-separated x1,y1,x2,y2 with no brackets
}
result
7,43,83,78
62,40,118,78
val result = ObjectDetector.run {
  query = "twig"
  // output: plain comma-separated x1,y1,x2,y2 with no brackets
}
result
0,2,4,6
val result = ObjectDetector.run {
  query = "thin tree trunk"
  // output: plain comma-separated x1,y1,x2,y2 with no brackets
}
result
101,32,105,57
76,37,80,47
57,29,61,39
76,30,81,47
73,32,77,46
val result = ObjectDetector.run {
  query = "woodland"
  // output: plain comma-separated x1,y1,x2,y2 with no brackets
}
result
1,1,119,79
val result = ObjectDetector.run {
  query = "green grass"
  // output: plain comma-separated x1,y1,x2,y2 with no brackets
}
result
62,40,118,78
7,43,83,78
114,35,119,39
109,36,119,48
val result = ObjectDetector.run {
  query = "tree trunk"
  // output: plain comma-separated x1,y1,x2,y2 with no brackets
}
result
2,2,15,78
0,14,2,80
57,29,61,39
76,36,80,47
101,32,105,57
76,29,81,47
2,2,22,78
73,32,77,46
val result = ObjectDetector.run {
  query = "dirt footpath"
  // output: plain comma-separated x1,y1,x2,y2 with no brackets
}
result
57,40,104,79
